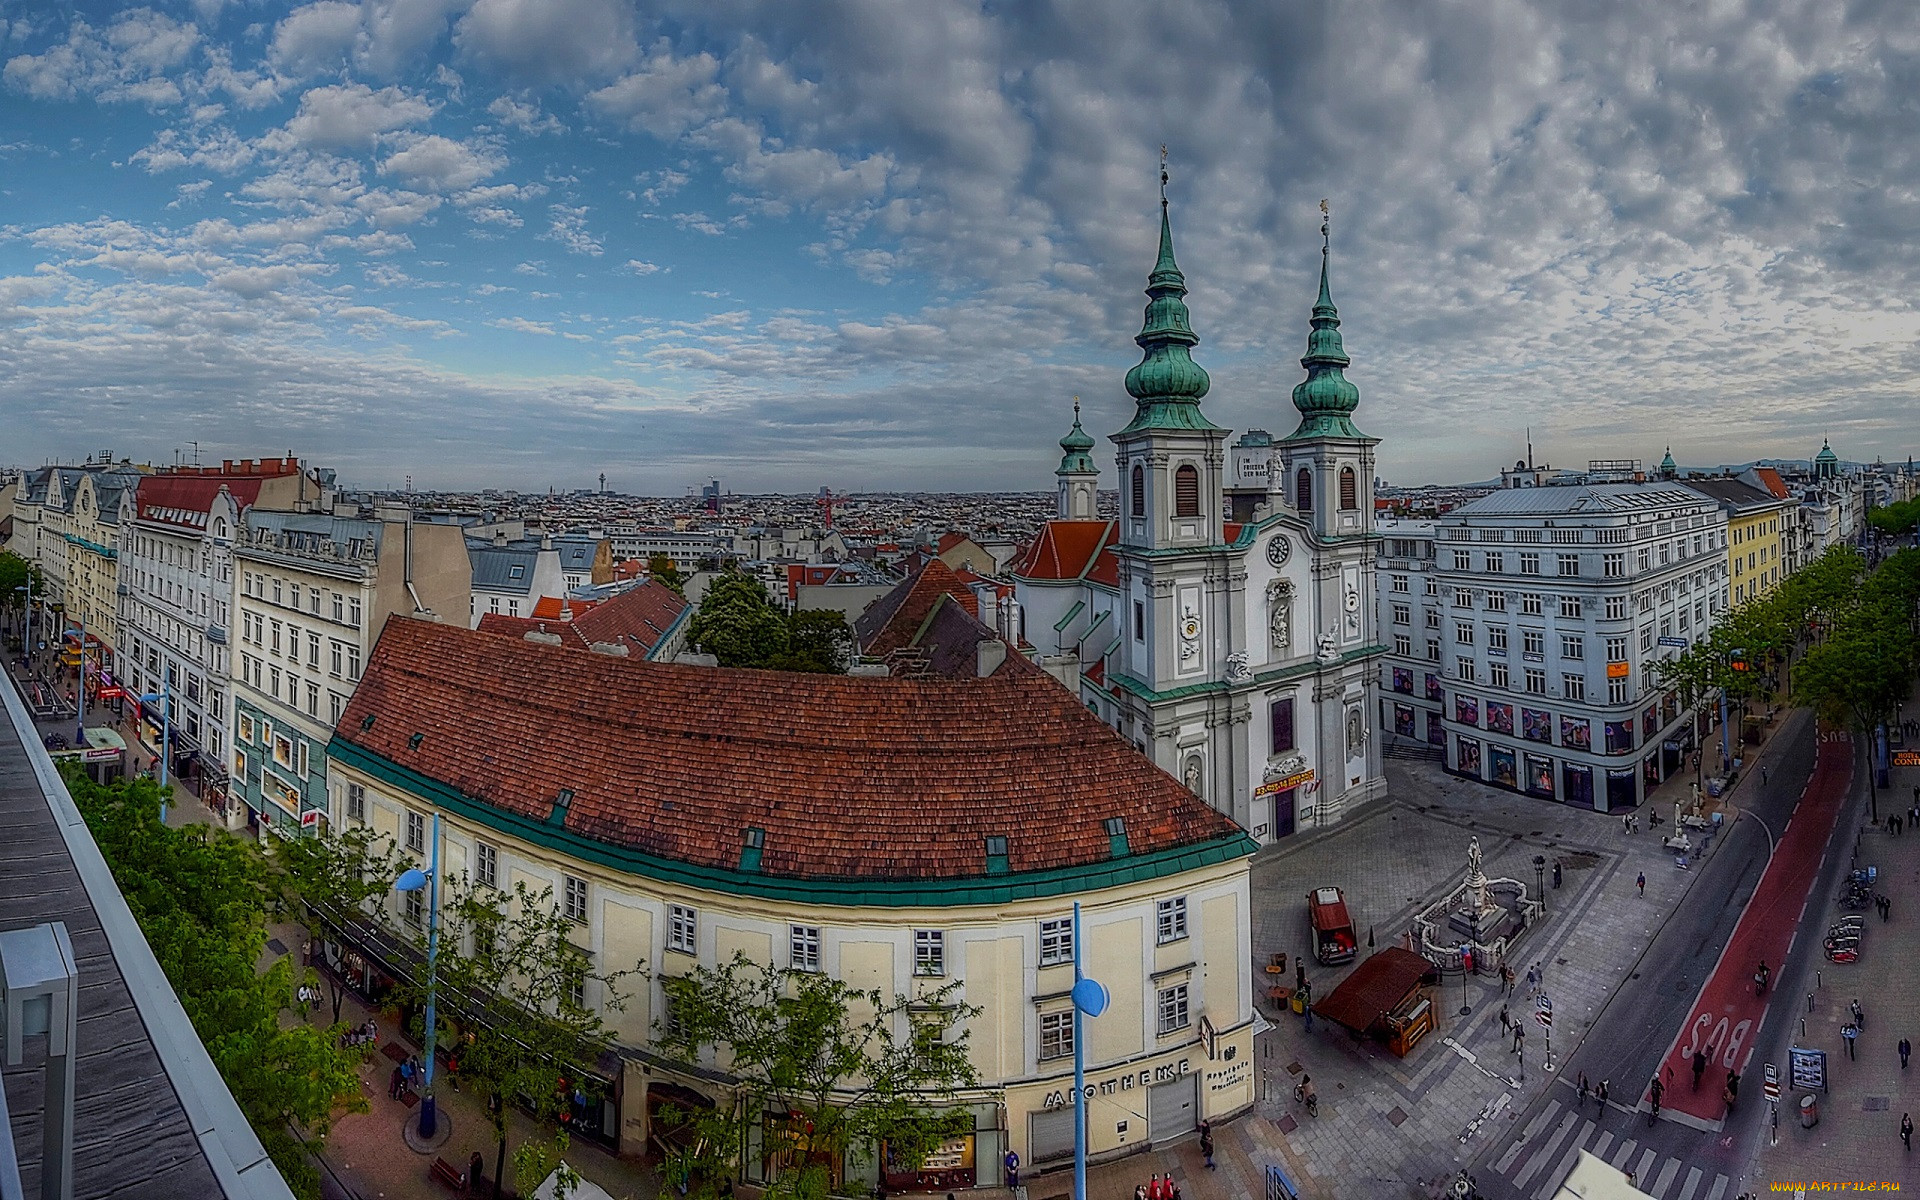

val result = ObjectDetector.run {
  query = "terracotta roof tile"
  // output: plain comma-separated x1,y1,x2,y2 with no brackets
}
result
853,560,978,655
338,617,1241,883
1011,520,1114,581
133,474,269,528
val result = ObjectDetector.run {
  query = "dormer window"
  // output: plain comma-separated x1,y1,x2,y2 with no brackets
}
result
509,565,525,579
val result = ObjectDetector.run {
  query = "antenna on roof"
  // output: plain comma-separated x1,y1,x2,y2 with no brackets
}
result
1526,428,1534,470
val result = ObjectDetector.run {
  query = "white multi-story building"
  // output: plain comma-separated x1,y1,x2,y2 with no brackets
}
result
116,459,327,805
1377,482,1729,812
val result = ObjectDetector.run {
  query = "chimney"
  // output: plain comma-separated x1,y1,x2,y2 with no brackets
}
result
492,529,508,547
589,641,630,656
524,630,564,646
976,637,1007,678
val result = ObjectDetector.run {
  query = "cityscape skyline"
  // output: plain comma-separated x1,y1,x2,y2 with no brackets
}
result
3,1,1918,492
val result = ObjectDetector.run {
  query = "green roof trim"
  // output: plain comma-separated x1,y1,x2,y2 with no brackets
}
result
327,737,1257,908
1053,599,1087,633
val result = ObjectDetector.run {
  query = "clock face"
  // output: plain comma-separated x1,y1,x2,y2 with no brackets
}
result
1266,536,1291,567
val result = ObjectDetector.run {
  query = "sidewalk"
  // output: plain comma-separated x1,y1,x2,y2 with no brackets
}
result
1748,762,1920,1187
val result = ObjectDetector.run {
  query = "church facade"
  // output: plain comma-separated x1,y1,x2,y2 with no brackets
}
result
1012,199,1386,843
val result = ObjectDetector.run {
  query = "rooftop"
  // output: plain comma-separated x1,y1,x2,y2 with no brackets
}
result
1447,483,1713,518
333,618,1247,896
0,685,292,1198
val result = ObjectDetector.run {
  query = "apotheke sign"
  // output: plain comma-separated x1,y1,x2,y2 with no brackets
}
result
1042,1059,1192,1109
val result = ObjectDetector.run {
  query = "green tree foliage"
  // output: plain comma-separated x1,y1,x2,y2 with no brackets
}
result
1794,546,1920,760
655,953,982,1200
400,876,642,1200
688,571,851,673
649,554,689,597
66,769,364,1200
1869,497,1920,539
271,822,411,1022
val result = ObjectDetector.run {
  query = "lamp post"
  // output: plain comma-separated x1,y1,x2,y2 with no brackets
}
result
15,577,30,666
394,813,443,1138
137,683,171,823
1069,902,1108,1200
1533,856,1546,918
73,609,86,746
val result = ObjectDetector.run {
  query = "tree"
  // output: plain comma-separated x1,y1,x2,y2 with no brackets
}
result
272,822,412,1023
66,769,363,1200
689,570,792,667
649,554,688,597
401,876,643,1200
777,609,854,674
656,953,982,1200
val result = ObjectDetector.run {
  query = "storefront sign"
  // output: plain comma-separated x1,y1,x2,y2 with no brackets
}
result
1894,751,1920,767
1204,1058,1249,1093
1255,770,1314,797
1042,1058,1191,1108
1606,661,1631,678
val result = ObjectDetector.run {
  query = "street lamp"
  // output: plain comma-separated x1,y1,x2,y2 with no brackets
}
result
73,609,87,746
1533,856,1546,918
1069,901,1108,1200
393,813,442,1139
137,682,171,823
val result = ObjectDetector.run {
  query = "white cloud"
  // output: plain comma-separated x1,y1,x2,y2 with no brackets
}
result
269,2,363,77
210,264,307,297
379,134,504,192
357,0,468,77
355,188,442,227
487,315,557,335
3,9,198,106
486,94,563,135
586,42,726,138
540,204,602,256
622,259,662,275
279,82,435,151
453,0,636,85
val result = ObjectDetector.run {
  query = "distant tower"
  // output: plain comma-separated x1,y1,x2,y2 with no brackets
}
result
1658,447,1677,480
1054,398,1100,519
1814,439,1839,482
599,472,607,494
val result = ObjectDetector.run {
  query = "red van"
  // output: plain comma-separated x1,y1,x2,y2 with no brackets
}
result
1307,887,1357,965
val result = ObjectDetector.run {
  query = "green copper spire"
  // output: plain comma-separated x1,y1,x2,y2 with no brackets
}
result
1120,156,1219,435
1057,398,1098,476
1285,201,1370,442
1659,446,1677,475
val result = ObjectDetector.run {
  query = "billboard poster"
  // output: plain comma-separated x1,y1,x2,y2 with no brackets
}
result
1486,702,1513,735
1521,708,1552,743
1456,736,1481,775
1490,746,1518,788
1393,704,1417,737
1392,667,1414,694
1526,755,1555,798
1560,717,1591,751
1455,696,1479,726
1605,721,1633,754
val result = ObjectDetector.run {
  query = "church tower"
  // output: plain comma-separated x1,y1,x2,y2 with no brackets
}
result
1055,401,1101,519
1814,439,1839,481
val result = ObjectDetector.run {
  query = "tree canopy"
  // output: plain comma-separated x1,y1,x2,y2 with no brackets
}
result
687,570,851,673
655,953,981,1200
67,769,363,1200
649,554,689,597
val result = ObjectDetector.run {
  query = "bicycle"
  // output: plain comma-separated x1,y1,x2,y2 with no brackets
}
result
1292,1080,1319,1116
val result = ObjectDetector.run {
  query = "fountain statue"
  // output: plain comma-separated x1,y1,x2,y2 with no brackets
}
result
1410,835,1539,974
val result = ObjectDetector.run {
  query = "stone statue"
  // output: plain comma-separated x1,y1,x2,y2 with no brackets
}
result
1266,580,1294,652
1183,756,1203,795
1316,633,1338,663
1225,651,1252,682
1346,708,1364,758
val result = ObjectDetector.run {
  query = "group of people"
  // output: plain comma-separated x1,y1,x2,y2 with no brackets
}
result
1134,1172,1182,1200
386,1053,427,1101
1574,1074,1610,1111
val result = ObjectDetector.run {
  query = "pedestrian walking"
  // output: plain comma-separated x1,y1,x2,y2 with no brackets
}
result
1692,1049,1708,1090
1901,1038,1911,1070
1501,963,1515,995
1514,1023,1525,1054
1578,1073,1590,1110
1882,894,1893,923
1500,1003,1510,1034
1637,871,1646,897
388,1064,403,1100
1760,764,1769,785
1904,1113,1914,1152
1552,861,1562,889
1597,1079,1609,1108
1199,1121,1215,1170
1526,962,1542,996
1844,1023,1859,1060
1647,1076,1664,1126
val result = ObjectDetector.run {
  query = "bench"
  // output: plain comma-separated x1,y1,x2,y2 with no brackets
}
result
429,1157,465,1191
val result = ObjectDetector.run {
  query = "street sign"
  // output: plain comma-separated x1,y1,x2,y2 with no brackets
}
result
1535,992,1553,1013
1788,1046,1827,1092
1763,1063,1780,1101
1658,636,1689,648
1535,1010,1552,1028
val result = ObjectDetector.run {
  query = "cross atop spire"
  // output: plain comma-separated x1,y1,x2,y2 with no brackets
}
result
1160,144,1169,207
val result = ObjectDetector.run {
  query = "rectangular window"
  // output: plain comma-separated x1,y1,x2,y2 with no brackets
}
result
328,692,344,724
1156,896,1188,943
1269,698,1295,753
1522,629,1544,655
1424,609,1440,630
1157,983,1191,1035
667,903,696,952
1637,547,1652,571
1521,593,1543,615
474,842,497,889
1425,577,1439,597
1608,676,1629,704
1561,634,1583,660
1519,552,1540,575
1427,638,1441,661
1453,587,1472,609
1393,634,1412,656
791,925,821,972
1525,667,1547,695
1487,626,1508,652
1606,636,1628,661
1640,626,1654,651
296,740,309,778
405,811,424,853
348,597,362,627
308,631,321,667
564,875,589,924
1559,596,1582,618
404,888,423,928
1457,656,1477,682
347,646,361,681
346,783,366,823
1558,553,1580,577
1489,661,1510,689
270,620,281,653
272,578,282,605
1452,550,1471,570
1133,601,1145,642
1603,552,1625,578
1040,917,1074,966
1455,621,1476,645
1485,552,1504,573
1040,1010,1075,1061
1606,595,1627,620
1563,673,1586,701
1390,574,1409,594
332,592,343,621
306,681,319,717
1392,603,1410,625
914,929,946,976
1486,591,1507,612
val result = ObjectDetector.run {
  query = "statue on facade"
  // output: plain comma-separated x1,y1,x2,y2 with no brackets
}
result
1224,650,1252,682
1346,708,1365,759
1266,580,1294,653
1183,756,1203,795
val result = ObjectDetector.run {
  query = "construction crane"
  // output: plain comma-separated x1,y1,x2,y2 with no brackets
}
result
816,486,848,528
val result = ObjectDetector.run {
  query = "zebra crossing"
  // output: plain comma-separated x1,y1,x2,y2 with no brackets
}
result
1483,1098,1735,1200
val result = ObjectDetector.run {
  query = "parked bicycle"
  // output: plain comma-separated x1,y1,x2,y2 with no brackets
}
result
1293,1074,1318,1116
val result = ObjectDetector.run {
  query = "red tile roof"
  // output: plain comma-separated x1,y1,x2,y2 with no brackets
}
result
1750,467,1789,499
477,581,687,657
338,617,1243,883
133,474,270,529
1085,544,1121,588
1010,520,1114,581
531,595,602,620
854,560,979,655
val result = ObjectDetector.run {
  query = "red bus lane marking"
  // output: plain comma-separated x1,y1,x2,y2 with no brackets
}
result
1649,734,1853,1123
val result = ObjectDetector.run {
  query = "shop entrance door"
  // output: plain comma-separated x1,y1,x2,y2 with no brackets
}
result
1148,1075,1198,1141
1272,788,1297,839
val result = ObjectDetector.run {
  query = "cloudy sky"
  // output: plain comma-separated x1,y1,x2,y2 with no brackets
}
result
2,0,1916,494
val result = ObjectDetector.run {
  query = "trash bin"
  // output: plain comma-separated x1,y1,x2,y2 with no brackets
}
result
1799,1094,1818,1128
1291,993,1306,1014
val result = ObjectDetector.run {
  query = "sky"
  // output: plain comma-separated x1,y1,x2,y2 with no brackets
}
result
1,0,1917,495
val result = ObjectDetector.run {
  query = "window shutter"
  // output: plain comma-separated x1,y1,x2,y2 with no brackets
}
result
1340,467,1358,510
1296,468,1313,511
1174,465,1200,517
1130,465,1146,517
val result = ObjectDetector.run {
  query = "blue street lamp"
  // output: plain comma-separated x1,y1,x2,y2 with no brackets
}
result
1069,902,1108,1200
394,812,442,1138
137,683,171,822
74,609,87,745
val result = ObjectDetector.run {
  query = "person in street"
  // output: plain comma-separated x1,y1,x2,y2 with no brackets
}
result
1904,1113,1913,1152
1199,1121,1215,1169
388,1064,404,1100
1637,871,1646,897
1692,1049,1708,1090
1760,764,1768,785
1500,1003,1510,1035
1647,1076,1664,1126
1597,1079,1609,1108
1501,963,1515,995
1578,1073,1590,1110
1725,1069,1739,1106
1901,1037,1911,1070
1004,1150,1019,1189
1134,1185,1148,1200
1844,1023,1859,1060
1552,861,1562,889
467,1151,485,1194
1754,960,1769,995
1852,998,1865,1028
1513,1022,1525,1054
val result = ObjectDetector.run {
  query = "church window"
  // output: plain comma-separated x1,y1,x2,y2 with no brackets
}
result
1173,465,1200,517
1130,465,1146,517
1295,468,1313,511
1133,601,1145,642
1269,698,1295,753
1339,466,1358,510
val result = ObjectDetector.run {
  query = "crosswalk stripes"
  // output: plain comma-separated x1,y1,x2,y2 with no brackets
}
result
1484,1103,1736,1200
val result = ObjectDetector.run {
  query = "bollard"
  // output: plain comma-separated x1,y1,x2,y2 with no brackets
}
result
1801,1018,1806,1038
1817,970,1822,991
1807,992,1814,1012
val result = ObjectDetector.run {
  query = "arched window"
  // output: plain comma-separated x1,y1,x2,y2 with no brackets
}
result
1174,464,1200,517
1296,467,1313,511
1339,465,1358,511
1130,464,1146,517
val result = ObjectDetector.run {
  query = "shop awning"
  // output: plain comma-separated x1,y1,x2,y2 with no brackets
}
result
1313,948,1437,1036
